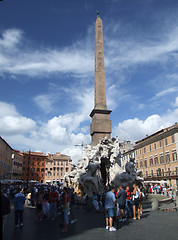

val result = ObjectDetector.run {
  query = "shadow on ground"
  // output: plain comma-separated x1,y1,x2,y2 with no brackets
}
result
3,206,178,240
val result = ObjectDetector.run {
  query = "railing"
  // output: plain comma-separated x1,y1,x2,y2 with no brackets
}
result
145,170,178,178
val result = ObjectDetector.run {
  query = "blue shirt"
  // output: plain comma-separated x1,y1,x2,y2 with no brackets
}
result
13,192,26,210
105,191,116,209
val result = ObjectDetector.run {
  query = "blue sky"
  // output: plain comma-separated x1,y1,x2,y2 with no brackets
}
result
0,0,178,162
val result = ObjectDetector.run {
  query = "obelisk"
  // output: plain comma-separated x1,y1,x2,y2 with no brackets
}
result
90,12,112,145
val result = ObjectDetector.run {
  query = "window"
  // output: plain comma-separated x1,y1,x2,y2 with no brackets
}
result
172,151,177,161
154,156,159,165
57,167,59,171
53,172,55,176
37,162,39,166
154,143,156,150
53,167,56,171
37,168,40,172
61,161,63,165
175,167,178,174
150,157,153,166
157,169,161,176
41,168,44,172
159,140,163,147
166,153,170,163
144,147,146,153
146,171,148,177
50,168,52,171
144,158,147,168
66,168,68,172
54,161,56,165
61,167,63,171
151,170,153,176
160,154,164,164
140,160,143,168
171,135,175,143
140,149,142,154
136,150,137,155
57,161,59,165
149,145,152,151
165,138,168,146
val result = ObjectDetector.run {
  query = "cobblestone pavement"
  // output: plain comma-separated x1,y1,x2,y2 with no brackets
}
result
3,206,178,240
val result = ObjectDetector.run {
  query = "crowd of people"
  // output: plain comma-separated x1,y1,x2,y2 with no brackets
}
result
0,181,175,233
145,184,175,199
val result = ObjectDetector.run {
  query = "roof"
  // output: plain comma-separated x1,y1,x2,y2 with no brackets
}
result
135,123,178,145
0,136,12,150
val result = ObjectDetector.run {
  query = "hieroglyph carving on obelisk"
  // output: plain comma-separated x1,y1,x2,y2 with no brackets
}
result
90,13,112,146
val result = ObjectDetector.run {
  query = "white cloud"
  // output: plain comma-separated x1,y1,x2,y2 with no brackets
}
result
63,146,83,165
33,94,57,113
155,87,178,98
172,96,178,107
113,99,178,143
0,102,36,135
1,21,178,81
0,29,22,50
0,29,94,78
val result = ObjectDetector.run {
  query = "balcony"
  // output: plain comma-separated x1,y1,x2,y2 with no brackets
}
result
144,170,178,180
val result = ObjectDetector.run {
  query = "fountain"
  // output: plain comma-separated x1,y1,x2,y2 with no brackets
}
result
64,137,142,197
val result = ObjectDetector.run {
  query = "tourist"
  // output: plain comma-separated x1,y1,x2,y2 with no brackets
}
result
43,189,50,220
35,190,44,221
117,186,127,221
13,187,26,228
98,194,104,212
61,187,70,232
132,183,141,220
105,186,117,232
148,185,152,194
70,188,77,224
1,189,11,232
91,192,100,212
49,187,59,220
139,187,144,216
125,186,133,219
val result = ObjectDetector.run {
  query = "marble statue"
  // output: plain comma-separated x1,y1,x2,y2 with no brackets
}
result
64,137,142,197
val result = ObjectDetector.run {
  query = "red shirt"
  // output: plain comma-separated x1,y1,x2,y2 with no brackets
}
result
49,191,59,203
126,190,131,200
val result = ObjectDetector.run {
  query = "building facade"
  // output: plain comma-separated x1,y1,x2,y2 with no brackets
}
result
22,152,47,183
45,153,72,184
11,150,23,180
120,140,135,169
135,123,178,189
0,136,12,179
